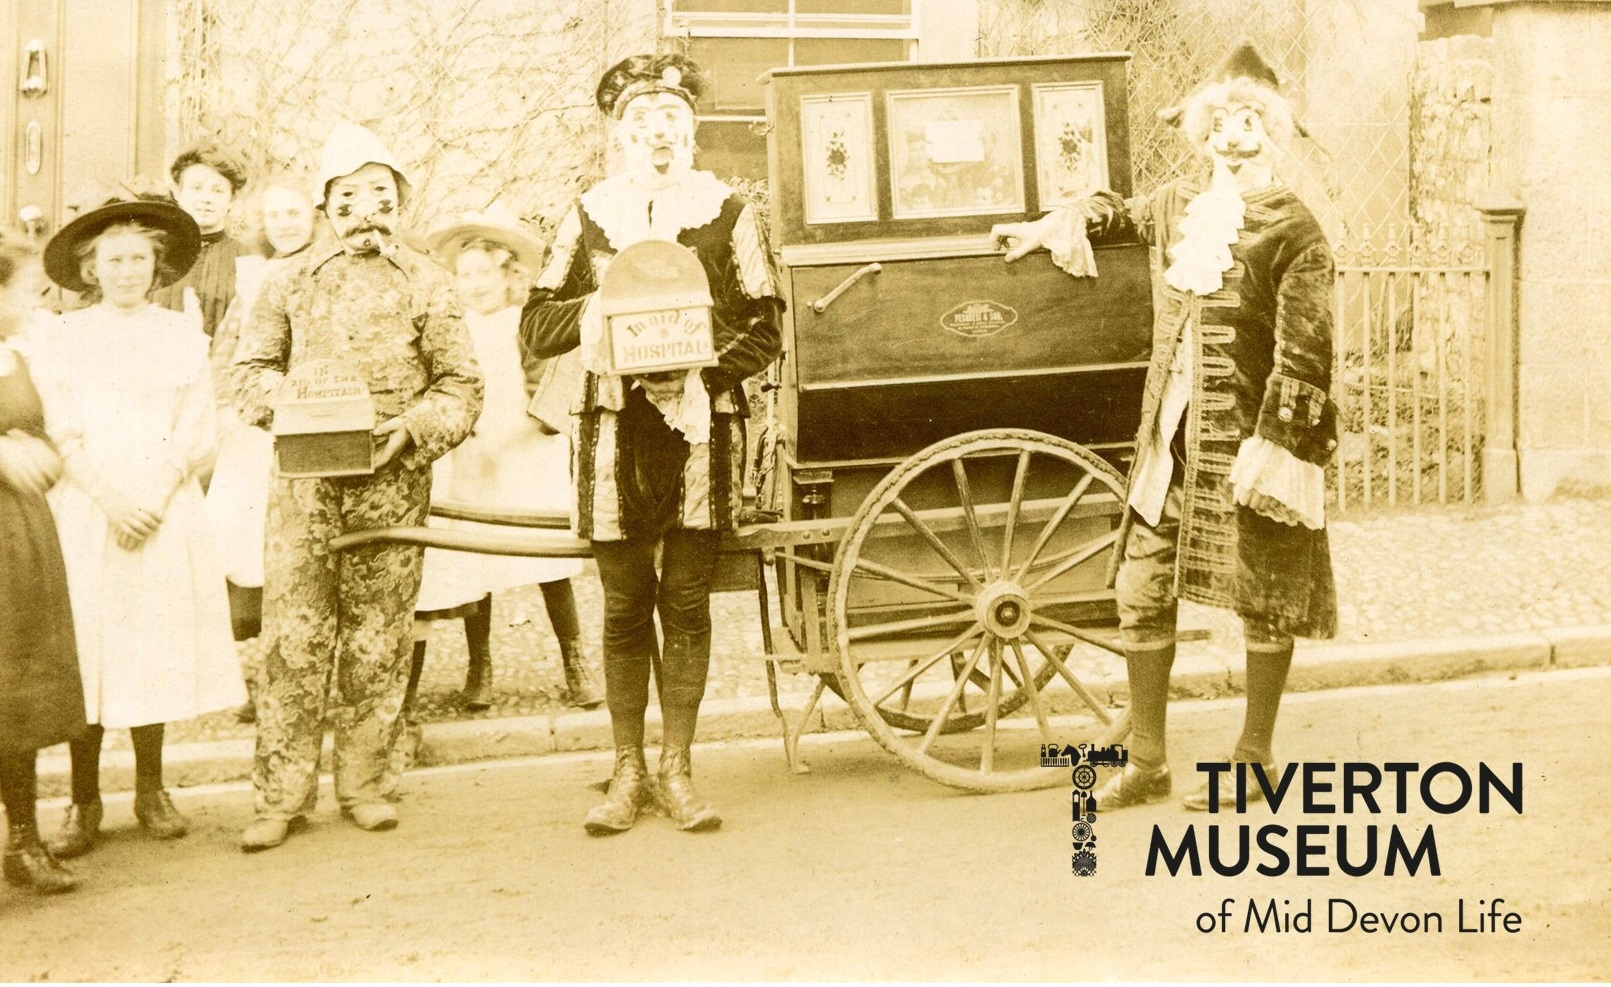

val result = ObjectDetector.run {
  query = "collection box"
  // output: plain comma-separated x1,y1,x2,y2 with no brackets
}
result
598,240,718,377
272,359,376,478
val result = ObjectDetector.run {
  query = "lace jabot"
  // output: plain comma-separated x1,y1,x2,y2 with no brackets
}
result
1163,183,1247,295
580,170,732,251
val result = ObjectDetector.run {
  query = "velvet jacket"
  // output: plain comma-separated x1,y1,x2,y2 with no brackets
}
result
1090,178,1338,638
520,174,783,541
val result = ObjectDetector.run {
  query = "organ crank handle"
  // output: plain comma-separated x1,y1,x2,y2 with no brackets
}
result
811,262,881,315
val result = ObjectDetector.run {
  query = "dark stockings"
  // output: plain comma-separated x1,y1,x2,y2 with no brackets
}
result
1235,640,1295,766
603,657,651,750
1124,643,1178,772
0,753,38,832
69,723,167,803
463,594,492,661
539,580,582,641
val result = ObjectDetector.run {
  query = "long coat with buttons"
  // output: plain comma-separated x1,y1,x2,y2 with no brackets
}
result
1091,177,1338,638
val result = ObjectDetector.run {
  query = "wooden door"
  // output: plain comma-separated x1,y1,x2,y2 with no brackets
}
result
3,0,166,241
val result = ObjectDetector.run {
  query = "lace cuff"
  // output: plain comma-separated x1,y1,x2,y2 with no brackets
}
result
1042,207,1098,277
1229,435,1325,530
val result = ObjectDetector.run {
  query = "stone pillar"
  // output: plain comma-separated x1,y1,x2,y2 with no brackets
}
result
1488,0,1611,499
1477,193,1525,502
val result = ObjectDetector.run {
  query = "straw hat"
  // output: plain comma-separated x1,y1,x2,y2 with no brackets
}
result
42,184,201,294
425,205,544,272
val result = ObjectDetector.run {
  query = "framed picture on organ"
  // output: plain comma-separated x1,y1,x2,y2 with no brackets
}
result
1032,81,1109,208
885,85,1024,220
800,93,878,225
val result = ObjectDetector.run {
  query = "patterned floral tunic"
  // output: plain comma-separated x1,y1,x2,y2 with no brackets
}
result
231,239,483,815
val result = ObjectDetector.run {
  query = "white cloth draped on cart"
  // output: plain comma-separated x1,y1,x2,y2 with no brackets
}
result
416,305,583,611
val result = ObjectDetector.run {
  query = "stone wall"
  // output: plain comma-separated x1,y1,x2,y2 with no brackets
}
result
1409,33,1493,252
1489,0,1611,497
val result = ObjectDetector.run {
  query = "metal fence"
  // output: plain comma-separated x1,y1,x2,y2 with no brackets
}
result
1330,230,1490,510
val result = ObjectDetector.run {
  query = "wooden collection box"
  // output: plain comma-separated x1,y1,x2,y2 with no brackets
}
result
763,54,1154,467
598,240,718,376
272,359,376,478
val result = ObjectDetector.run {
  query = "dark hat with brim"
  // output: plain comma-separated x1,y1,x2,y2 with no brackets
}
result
43,197,202,294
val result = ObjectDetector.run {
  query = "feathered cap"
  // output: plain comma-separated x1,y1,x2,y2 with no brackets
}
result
595,52,708,119
1158,39,1308,138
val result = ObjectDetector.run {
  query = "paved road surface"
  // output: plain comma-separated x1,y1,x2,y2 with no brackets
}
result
3,665,1608,981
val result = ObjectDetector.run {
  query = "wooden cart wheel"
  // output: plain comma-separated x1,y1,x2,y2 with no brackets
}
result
829,429,1130,792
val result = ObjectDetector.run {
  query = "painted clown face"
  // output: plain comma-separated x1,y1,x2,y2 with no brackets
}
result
615,91,696,189
1202,100,1277,193
324,161,400,254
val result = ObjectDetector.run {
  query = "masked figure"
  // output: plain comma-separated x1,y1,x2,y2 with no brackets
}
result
232,124,483,850
995,42,1338,811
521,53,784,834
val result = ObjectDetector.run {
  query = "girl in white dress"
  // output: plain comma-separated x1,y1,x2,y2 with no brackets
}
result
409,211,599,715
31,195,244,859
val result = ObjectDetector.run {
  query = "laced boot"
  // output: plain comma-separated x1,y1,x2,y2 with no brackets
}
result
461,596,494,712
46,799,102,859
559,638,604,709
4,823,78,895
655,746,721,832
584,747,650,835
133,790,190,840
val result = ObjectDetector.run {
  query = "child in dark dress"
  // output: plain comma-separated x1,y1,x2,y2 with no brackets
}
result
0,230,86,895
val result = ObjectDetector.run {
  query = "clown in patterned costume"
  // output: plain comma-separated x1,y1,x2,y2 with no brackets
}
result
521,53,783,834
231,124,483,850
994,42,1338,812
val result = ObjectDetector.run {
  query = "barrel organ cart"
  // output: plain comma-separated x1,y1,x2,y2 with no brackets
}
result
335,54,1156,793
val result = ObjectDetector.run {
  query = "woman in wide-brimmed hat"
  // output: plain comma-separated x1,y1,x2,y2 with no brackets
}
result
403,207,597,729
28,187,243,860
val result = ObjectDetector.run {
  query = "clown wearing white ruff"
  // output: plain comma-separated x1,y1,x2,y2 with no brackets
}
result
521,54,783,834
995,41,1338,812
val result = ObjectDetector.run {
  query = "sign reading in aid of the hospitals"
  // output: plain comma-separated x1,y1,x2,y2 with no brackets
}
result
598,240,718,376
271,358,377,478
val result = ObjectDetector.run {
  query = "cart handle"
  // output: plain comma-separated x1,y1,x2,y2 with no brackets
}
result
811,262,881,314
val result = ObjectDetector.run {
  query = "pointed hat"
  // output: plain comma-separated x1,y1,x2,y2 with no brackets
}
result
1157,39,1308,137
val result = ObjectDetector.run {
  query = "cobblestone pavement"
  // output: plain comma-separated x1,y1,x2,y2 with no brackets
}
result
112,497,1611,751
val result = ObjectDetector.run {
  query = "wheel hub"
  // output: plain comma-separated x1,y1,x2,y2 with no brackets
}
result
975,582,1032,639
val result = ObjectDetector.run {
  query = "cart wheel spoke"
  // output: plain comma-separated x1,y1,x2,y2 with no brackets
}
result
917,635,989,756
845,555,975,607
1012,472,1095,583
981,638,1003,773
999,450,1031,575
1009,639,1057,746
1026,610,1122,656
848,607,975,643
1022,528,1119,594
889,496,984,590
868,622,984,708
1024,628,1114,724
952,458,994,582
